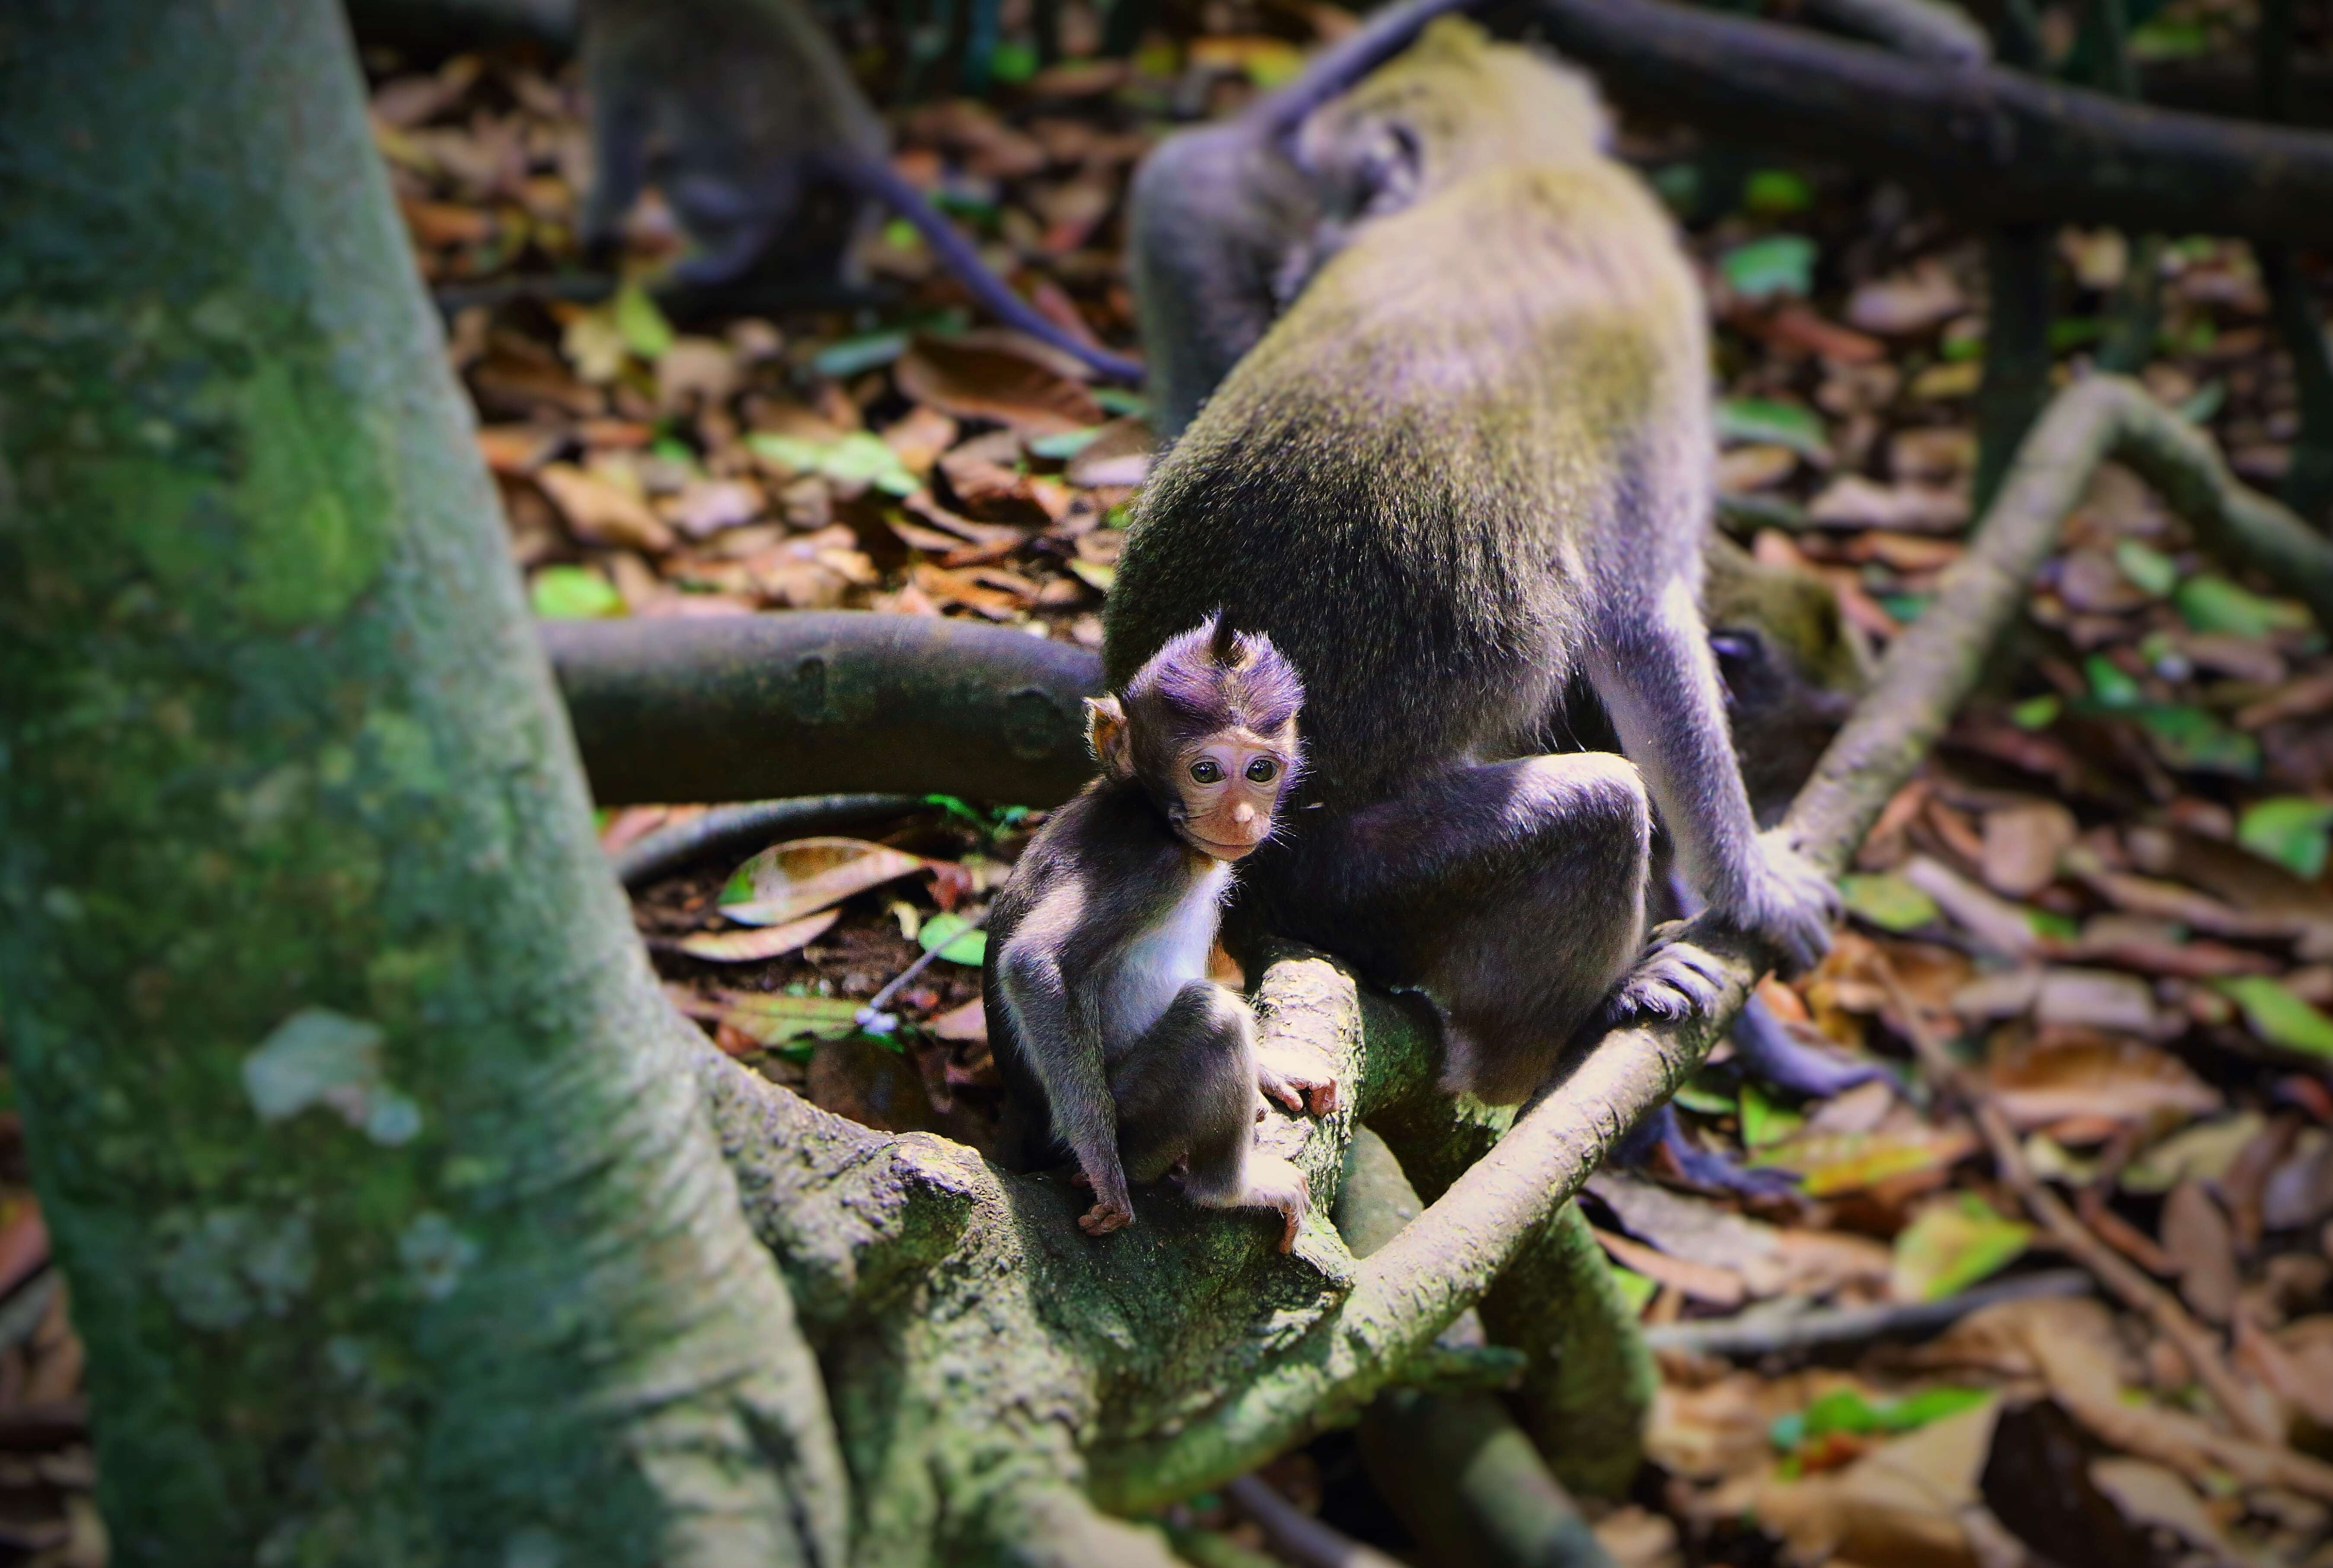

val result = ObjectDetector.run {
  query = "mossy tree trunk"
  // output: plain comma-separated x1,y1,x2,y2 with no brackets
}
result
0,3,846,1563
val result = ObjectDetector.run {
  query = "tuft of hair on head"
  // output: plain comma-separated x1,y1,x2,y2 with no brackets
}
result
1122,613,1305,760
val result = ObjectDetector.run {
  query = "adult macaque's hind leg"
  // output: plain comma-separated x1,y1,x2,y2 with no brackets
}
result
1267,754,1715,1105
1112,982,1309,1251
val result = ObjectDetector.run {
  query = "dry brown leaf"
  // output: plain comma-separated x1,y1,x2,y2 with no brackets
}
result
676,908,843,964
1890,426,1977,483
927,996,987,1044
1979,801,2077,898
1755,1400,1998,1568
1808,476,1970,533
1984,1031,2217,1128
1846,261,1969,336
1593,1225,1747,1307
2086,1458,2246,1563
1717,444,1799,493
896,336,1107,435
2161,1180,2240,1325
536,462,674,552
722,838,929,927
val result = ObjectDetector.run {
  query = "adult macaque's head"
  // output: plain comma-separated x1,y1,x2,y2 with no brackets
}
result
1085,616,1305,860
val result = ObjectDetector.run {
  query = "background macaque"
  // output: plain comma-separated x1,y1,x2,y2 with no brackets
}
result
1106,22,1837,1106
985,620,1331,1250
577,0,1143,380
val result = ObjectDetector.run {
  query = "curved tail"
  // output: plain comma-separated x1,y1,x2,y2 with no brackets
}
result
847,156,1147,385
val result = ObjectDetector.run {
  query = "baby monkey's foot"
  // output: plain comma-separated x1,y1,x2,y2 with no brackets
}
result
1599,930,1730,1031
1257,1044,1340,1117
1078,1193,1133,1237
1240,1156,1311,1253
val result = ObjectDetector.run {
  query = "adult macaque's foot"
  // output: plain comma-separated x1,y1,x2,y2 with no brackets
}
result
1730,829,1841,976
1257,1045,1339,1116
1600,935,1729,1031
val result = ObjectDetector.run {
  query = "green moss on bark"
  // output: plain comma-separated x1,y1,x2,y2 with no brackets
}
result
0,2,844,1562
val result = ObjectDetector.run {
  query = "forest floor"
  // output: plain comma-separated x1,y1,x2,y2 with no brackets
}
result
9,6,2333,1564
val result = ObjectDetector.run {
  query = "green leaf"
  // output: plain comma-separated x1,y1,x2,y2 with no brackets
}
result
811,329,910,380
1650,163,1699,214
747,430,918,497
2137,705,2260,779
1739,1081,1804,1150
613,281,674,361
2048,316,2106,351
2114,539,2177,597
717,991,865,1046
1877,593,1929,624
1838,872,1940,932
2084,653,2142,709
1027,427,1106,460
2130,16,2210,56
2237,796,2333,880
530,565,625,620
1802,1389,1883,1439
989,38,1039,82
2174,573,2309,639
882,216,922,252
1672,1079,1736,1117
2215,976,2333,1059
1890,1194,2031,1302
1714,397,1829,459
1720,234,1816,303
1093,387,1151,419
2010,694,2062,730
1877,1386,1992,1432
2024,907,2081,942
1743,169,1813,215
1608,1264,1657,1315
917,911,986,965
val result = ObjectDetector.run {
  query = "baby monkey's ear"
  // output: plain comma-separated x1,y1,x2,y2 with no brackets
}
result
1085,696,1132,779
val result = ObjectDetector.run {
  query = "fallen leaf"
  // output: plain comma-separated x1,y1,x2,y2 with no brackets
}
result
536,463,675,551
2237,796,2333,881
2087,1458,2244,1562
2120,1114,2266,1194
1839,872,1942,932
2215,975,2333,1059
2032,970,2165,1037
1807,475,1970,533
1892,1195,2032,1303
1985,1030,2217,1127
1717,444,1799,493
1593,1224,1747,1307
2161,1179,2240,1324
895,335,1107,435
717,991,866,1047
927,996,988,1043
720,838,930,927
1846,261,1969,335
1901,856,2044,956
1719,234,1815,303
530,565,626,620
1979,802,2077,897
676,908,842,963
1757,1398,1998,1568
916,911,986,965
1754,1127,1978,1196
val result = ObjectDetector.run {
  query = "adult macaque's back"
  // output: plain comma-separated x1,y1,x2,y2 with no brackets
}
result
1105,23,1837,1103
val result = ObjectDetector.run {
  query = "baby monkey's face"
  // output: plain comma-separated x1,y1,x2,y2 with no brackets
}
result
1173,726,1296,860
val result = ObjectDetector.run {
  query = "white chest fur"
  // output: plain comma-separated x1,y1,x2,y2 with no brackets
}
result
1101,859,1229,1046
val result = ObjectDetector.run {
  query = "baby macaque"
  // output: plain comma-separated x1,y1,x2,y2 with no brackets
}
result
1107,23,1839,1107
577,0,1143,381
984,620,1330,1249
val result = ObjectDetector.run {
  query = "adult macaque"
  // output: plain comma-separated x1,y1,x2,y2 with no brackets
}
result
1129,0,1490,437
985,620,1331,1250
1106,23,1838,1106
576,0,1144,380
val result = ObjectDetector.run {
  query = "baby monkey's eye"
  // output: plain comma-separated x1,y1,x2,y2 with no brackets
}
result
1190,759,1223,784
1245,757,1278,784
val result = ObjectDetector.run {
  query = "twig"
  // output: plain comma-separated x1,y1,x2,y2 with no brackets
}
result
857,908,990,1035
1869,954,2283,1444
1225,1476,1406,1568
1644,1268,2092,1357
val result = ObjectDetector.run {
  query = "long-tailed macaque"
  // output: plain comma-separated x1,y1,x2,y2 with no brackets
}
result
576,0,1144,380
1105,23,1838,1106
985,620,1331,1249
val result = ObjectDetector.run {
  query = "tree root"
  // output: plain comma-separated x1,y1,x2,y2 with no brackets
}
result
1524,0,2333,248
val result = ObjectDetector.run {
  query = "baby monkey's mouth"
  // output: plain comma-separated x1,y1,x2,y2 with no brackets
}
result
1184,828,1264,860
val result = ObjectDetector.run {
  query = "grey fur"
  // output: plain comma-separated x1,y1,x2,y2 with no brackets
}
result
1106,24,1838,1105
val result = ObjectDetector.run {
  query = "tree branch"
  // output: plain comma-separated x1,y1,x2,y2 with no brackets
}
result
543,612,1103,808
1524,0,2333,248
1086,372,2331,1505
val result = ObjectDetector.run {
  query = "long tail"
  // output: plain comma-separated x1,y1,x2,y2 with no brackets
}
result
846,156,1147,385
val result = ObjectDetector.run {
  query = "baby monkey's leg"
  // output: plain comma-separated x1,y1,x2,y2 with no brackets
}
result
1112,982,1309,1252
1267,754,1723,1106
